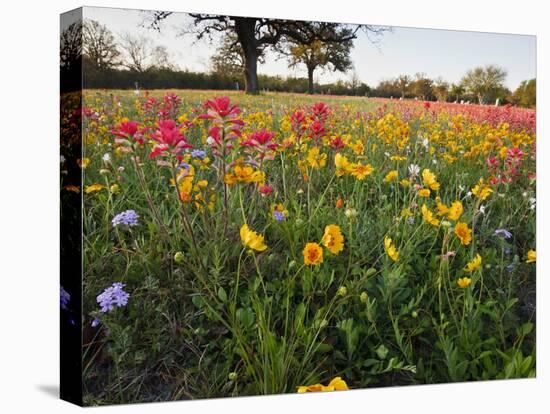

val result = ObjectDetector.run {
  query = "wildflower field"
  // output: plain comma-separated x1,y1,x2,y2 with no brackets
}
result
65,89,536,404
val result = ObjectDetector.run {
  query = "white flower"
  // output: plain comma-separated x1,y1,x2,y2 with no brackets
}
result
479,205,486,214
60,155,66,163
458,185,465,192
102,153,111,163
408,164,420,177
422,138,429,148
206,136,216,146
432,159,438,165
466,191,472,198
345,208,357,218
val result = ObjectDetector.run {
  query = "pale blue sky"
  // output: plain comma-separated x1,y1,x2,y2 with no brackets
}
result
82,7,536,90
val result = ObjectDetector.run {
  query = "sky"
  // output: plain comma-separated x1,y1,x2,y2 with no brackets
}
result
79,6,536,90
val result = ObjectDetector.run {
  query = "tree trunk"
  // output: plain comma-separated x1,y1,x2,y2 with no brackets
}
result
307,65,315,94
234,17,259,94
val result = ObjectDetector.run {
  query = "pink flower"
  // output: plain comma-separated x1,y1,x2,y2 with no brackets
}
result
259,184,273,197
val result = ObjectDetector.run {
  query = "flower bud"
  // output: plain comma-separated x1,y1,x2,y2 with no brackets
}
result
174,251,185,263
360,291,369,303
228,372,238,381
337,286,348,297
345,208,357,218
99,168,110,175
411,310,418,318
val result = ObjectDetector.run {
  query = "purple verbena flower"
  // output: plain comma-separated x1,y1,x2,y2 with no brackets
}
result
112,210,139,227
191,149,207,159
60,286,70,310
273,211,285,222
494,228,512,239
96,282,130,313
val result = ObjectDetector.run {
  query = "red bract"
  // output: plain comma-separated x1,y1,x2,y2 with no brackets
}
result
486,156,500,170
241,129,278,160
199,97,244,159
423,101,431,109
200,96,242,121
112,121,145,151
311,102,330,122
329,136,345,149
149,120,192,159
112,121,139,138
309,120,326,139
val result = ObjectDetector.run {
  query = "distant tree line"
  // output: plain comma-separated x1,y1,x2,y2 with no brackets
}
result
372,69,535,108
62,19,535,107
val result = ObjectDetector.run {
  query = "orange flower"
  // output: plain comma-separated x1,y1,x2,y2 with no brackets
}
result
454,222,472,246
303,242,323,265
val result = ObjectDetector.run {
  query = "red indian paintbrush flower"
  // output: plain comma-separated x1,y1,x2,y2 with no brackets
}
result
149,120,192,159
199,96,243,124
241,129,278,160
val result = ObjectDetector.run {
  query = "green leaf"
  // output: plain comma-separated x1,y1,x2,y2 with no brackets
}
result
375,344,389,360
218,287,228,302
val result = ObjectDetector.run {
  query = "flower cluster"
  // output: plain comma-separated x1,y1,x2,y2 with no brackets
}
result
112,210,139,227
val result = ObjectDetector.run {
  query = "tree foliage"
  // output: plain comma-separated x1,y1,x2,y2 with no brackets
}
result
511,79,536,108
460,65,507,104
82,19,120,70
283,25,354,94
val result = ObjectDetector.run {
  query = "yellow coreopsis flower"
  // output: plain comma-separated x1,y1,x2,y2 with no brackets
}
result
471,178,493,200
349,139,364,155
334,153,351,177
457,277,472,288
240,224,268,252
306,147,327,169
322,224,345,255
454,222,472,246
526,250,536,263
384,236,399,262
297,377,349,393
349,163,374,180
436,197,449,216
225,165,265,185
303,242,323,265
399,179,410,187
390,155,407,161
421,204,440,226
422,168,440,190
384,170,399,183
447,201,464,221
464,254,482,272
84,183,106,193
418,188,431,198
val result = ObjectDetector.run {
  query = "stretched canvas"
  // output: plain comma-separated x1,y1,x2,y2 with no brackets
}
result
60,6,536,406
